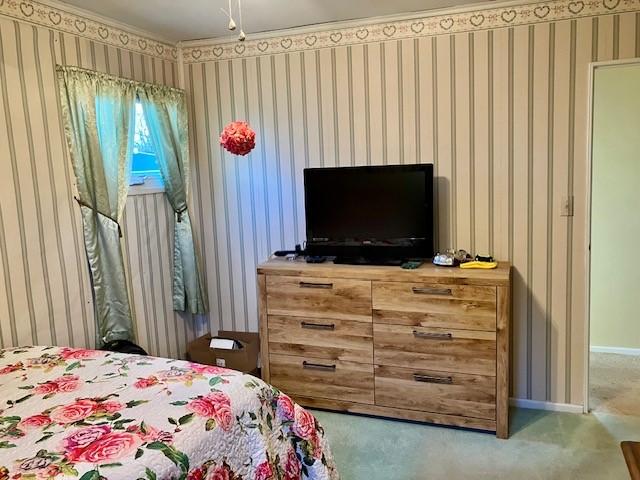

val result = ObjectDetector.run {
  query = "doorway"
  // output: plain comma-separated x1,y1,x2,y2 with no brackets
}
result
587,59,640,415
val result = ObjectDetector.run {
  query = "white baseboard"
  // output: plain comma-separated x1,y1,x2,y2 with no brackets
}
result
509,398,584,414
590,345,640,356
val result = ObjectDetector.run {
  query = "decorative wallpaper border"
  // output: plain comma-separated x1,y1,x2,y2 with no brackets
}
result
181,0,640,63
0,0,177,61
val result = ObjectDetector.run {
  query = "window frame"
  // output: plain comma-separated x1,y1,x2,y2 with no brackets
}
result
129,170,165,195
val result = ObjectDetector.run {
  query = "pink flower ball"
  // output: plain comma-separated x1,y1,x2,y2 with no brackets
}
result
219,121,256,156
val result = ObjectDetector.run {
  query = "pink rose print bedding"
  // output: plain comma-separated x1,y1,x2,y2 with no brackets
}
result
0,346,338,480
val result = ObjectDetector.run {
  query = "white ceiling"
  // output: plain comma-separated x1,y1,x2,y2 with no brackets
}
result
58,0,491,42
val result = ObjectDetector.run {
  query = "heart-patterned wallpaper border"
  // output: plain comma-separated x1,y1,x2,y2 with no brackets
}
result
2,0,639,65
181,0,640,63
0,0,177,61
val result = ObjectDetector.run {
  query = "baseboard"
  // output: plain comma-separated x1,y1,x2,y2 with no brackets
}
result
509,398,583,414
590,345,640,356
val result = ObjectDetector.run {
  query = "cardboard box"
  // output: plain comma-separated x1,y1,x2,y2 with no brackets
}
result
187,331,260,376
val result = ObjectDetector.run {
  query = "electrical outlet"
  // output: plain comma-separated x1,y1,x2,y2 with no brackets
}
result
561,196,574,217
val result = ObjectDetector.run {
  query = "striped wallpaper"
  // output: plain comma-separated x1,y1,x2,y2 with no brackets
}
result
1,0,640,407
0,15,203,359
183,9,640,406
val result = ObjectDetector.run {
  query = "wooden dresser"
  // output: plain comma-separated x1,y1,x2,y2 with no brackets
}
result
257,258,512,438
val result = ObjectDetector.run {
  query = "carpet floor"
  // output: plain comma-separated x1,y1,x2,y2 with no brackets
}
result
590,351,640,416
312,407,640,479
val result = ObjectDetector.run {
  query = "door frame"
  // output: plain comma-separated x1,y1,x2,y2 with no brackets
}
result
583,57,640,414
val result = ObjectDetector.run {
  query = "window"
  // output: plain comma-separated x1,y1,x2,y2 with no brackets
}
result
129,101,164,194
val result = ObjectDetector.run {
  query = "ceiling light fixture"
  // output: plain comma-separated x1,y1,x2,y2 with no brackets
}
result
219,0,246,42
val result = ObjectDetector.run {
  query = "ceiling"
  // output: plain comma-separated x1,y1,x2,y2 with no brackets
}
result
58,0,491,42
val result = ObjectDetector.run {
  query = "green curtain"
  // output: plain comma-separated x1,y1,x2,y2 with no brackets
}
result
56,66,136,347
138,86,208,314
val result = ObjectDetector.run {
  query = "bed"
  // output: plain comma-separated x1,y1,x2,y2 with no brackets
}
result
0,346,338,480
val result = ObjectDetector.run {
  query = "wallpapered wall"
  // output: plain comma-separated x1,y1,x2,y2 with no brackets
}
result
1,0,640,407
183,7,640,406
0,15,201,359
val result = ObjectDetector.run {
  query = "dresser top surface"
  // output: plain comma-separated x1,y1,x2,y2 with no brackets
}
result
258,258,511,286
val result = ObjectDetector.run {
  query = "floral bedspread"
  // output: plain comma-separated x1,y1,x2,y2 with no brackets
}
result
0,346,338,480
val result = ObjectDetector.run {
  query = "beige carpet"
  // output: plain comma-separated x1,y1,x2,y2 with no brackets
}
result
590,351,640,416
313,407,640,479
306,352,640,479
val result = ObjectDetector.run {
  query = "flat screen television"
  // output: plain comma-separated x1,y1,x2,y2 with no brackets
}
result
304,164,434,265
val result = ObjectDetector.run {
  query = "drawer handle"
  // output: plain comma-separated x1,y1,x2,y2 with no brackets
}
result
301,321,336,331
413,373,453,384
302,361,336,372
412,286,452,296
299,281,333,289
413,330,453,340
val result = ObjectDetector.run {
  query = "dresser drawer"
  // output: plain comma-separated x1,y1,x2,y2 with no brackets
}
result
372,282,496,331
270,354,374,404
375,365,496,420
374,324,496,376
268,315,373,363
267,275,372,321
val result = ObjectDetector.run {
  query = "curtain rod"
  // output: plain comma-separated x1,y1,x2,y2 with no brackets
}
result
56,65,185,97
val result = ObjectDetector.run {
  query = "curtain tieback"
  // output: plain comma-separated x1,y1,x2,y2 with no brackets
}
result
175,206,188,223
74,196,123,238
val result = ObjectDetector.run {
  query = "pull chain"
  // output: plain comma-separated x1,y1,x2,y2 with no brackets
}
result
238,0,246,41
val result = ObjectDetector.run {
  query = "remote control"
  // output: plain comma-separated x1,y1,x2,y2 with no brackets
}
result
305,256,326,264
273,250,296,257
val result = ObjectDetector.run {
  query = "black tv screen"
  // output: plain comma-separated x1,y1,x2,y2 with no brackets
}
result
304,164,434,263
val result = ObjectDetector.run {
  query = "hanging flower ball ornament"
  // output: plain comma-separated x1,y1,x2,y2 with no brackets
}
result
219,121,256,156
